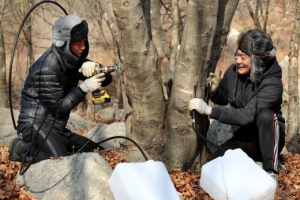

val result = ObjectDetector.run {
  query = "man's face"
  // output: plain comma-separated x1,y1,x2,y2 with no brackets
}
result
235,49,251,75
70,38,86,57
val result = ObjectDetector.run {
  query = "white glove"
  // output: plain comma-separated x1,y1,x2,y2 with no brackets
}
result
206,72,219,94
189,98,212,115
79,61,99,77
79,73,106,92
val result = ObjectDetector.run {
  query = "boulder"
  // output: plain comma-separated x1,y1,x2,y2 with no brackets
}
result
15,153,114,200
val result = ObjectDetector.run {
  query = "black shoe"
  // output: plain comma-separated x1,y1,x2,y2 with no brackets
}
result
8,138,29,162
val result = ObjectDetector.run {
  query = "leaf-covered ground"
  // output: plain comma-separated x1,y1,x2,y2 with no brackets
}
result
1,145,299,200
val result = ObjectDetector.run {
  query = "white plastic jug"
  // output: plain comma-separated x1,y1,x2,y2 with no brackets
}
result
200,148,276,200
108,160,180,200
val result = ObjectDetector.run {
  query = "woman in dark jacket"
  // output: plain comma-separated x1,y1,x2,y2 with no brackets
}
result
9,15,112,163
189,30,285,188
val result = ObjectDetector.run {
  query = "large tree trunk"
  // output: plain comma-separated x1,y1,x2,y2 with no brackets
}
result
163,0,219,170
104,0,238,169
0,0,8,108
286,0,300,153
112,0,165,158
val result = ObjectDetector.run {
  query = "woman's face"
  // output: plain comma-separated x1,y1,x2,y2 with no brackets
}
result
235,49,251,75
70,38,86,57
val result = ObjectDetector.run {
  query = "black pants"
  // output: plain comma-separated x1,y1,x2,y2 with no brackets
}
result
17,122,100,163
213,108,285,172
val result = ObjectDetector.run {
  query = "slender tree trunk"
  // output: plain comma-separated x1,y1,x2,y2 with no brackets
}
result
286,0,300,153
245,0,262,31
168,0,180,81
93,5,119,66
98,0,124,104
151,0,170,99
0,1,8,108
209,0,239,74
20,0,34,66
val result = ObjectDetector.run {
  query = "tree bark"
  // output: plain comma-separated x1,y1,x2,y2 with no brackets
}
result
163,0,219,170
112,0,165,158
209,0,239,74
151,0,170,99
286,0,300,153
99,0,124,103
168,0,180,81
0,0,8,108
20,0,34,66
245,0,262,31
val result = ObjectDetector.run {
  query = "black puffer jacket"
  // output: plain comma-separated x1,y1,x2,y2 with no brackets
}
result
210,58,285,129
17,45,112,135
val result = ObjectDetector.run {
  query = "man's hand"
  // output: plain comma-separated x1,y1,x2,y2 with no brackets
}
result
206,72,219,94
79,73,106,92
79,61,99,77
189,98,212,115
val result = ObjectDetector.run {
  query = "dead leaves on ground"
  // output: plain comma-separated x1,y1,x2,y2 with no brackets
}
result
0,146,36,200
275,153,300,200
99,149,127,169
169,168,212,200
2,145,300,200
102,151,300,200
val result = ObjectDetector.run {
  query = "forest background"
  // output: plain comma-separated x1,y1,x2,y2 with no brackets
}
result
1,0,300,199
0,0,298,169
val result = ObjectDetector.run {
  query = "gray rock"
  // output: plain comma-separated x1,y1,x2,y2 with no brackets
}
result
97,107,114,121
16,153,114,200
206,120,233,154
66,113,97,132
85,122,126,149
115,109,124,120
0,108,19,146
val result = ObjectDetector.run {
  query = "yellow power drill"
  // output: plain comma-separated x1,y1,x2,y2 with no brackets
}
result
91,65,122,105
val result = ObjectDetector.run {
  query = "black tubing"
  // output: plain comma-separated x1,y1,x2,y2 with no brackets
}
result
192,122,225,153
9,1,68,130
19,113,59,175
97,136,149,161
192,84,225,153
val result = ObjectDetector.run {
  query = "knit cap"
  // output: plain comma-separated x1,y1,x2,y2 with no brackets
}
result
235,30,276,83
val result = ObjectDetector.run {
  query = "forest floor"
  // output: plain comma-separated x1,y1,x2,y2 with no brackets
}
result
0,144,300,200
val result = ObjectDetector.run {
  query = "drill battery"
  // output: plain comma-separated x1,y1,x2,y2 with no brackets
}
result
91,90,111,104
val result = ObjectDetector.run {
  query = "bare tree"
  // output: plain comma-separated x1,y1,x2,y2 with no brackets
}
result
0,0,9,108
11,0,35,69
168,0,180,81
163,0,219,170
244,0,272,31
286,0,300,153
101,0,239,170
6,0,282,171
111,0,165,160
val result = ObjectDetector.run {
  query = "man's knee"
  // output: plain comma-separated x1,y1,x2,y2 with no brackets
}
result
256,108,273,126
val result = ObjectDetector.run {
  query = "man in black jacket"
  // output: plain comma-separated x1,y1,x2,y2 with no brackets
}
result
9,15,112,163
189,30,285,187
